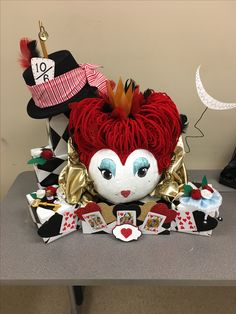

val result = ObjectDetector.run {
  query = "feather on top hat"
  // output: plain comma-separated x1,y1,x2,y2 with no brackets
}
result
20,39,109,119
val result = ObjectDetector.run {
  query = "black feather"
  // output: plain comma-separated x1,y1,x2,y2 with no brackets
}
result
27,40,40,58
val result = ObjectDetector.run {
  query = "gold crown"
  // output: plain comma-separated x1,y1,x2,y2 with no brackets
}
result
107,79,134,116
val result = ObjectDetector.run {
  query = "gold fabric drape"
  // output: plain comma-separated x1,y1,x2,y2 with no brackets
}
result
58,138,97,205
150,136,187,201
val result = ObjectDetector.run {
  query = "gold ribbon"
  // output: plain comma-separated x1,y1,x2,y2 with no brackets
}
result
59,137,187,205
150,136,187,202
58,138,97,205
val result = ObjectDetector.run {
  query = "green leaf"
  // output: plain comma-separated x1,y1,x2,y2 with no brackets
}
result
184,184,193,197
30,192,37,199
202,176,208,187
27,157,46,165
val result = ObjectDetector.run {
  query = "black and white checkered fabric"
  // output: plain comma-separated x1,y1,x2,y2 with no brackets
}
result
46,112,70,156
29,112,70,188
33,153,67,188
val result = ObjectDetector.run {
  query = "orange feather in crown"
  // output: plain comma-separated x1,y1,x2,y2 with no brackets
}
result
107,78,134,116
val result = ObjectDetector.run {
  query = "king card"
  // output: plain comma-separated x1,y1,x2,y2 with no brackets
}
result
82,211,107,232
141,212,166,234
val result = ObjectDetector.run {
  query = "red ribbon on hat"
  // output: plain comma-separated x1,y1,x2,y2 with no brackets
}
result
27,64,108,109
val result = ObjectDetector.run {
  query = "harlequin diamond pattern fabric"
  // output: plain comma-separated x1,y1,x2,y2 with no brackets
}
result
34,155,67,188
47,112,70,156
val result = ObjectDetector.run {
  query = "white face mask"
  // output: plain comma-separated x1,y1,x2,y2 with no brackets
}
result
88,149,161,204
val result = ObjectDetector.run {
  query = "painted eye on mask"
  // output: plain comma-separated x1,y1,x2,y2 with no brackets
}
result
98,158,116,180
133,157,150,178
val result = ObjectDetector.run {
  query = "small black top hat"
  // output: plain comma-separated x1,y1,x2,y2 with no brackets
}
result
23,50,98,119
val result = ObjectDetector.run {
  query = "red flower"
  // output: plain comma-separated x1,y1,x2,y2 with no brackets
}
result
203,184,214,193
191,189,202,200
41,149,53,160
45,186,57,195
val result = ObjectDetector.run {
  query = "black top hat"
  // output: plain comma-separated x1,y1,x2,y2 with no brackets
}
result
23,50,98,119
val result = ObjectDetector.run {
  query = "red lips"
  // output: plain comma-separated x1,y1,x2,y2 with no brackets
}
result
121,190,131,198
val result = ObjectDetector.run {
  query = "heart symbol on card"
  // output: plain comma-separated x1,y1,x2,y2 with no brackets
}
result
180,226,185,229
67,224,70,228
65,212,69,216
177,217,181,220
63,227,67,231
188,221,192,225
187,216,191,220
183,219,187,222
186,212,190,215
75,202,102,220
69,213,73,217
73,215,76,219
121,228,132,238
65,217,69,221
179,221,183,225
190,226,194,229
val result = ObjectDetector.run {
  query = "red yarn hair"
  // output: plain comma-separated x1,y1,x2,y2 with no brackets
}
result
69,90,181,174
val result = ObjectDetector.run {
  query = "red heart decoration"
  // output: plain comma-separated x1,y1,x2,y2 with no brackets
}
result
69,213,73,217
73,215,76,219
70,225,74,229
121,228,132,238
190,226,194,229
63,227,67,231
186,212,190,215
75,202,101,220
65,212,69,216
180,226,185,229
179,221,183,225
65,217,69,221
183,219,187,222
188,221,192,225
151,203,177,223
187,216,191,220
63,222,67,227
120,213,124,217
67,224,71,228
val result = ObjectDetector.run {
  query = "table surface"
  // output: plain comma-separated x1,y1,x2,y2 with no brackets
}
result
1,170,236,286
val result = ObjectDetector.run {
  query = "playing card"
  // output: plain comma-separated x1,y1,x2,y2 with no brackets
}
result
117,210,136,226
140,212,166,234
60,210,78,233
175,209,197,232
82,211,107,232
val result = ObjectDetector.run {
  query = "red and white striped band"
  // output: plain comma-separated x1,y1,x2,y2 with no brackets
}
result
27,63,108,109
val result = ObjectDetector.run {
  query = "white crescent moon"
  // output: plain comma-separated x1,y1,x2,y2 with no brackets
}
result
196,66,236,110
